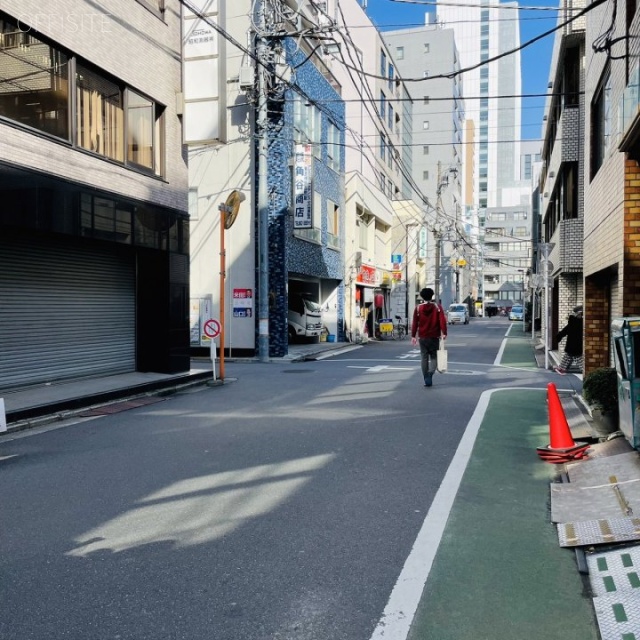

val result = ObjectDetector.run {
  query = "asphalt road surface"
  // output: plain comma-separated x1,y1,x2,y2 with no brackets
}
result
1,318,556,640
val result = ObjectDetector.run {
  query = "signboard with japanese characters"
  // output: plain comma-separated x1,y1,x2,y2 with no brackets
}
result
293,144,313,229
356,264,377,285
190,297,213,346
233,288,253,317
182,1,226,144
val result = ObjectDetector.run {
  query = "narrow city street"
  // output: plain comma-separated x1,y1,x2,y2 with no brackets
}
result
0,319,597,640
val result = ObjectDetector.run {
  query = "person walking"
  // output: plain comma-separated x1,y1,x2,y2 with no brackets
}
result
554,305,583,375
411,287,448,387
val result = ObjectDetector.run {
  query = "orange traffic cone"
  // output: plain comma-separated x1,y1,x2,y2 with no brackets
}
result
536,383,590,463
547,382,575,449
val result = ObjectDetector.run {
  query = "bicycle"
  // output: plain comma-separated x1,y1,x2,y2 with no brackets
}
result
393,315,408,340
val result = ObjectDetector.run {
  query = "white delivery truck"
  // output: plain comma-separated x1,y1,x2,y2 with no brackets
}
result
288,293,323,342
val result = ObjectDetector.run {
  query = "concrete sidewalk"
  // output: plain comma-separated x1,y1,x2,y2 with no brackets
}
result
0,340,359,430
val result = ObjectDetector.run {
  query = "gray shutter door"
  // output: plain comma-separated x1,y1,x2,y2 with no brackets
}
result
0,236,135,390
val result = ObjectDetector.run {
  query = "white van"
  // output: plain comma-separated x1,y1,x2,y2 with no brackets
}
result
448,303,469,325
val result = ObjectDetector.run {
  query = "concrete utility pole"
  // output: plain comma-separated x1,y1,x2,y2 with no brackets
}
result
256,0,270,362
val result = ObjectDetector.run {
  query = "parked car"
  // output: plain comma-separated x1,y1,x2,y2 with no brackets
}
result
448,303,469,325
509,305,524,321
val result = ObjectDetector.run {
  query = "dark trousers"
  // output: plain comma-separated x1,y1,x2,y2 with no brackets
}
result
419,337,439,379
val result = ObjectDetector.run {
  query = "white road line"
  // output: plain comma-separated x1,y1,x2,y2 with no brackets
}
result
494,338,507,365
369,388,499,640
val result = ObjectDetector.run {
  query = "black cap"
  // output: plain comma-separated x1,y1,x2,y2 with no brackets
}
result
420,287,434,300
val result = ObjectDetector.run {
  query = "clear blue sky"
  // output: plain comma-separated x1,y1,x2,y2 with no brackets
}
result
364,0,560,143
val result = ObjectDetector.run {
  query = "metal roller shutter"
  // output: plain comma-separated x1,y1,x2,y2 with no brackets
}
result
0,236,135,390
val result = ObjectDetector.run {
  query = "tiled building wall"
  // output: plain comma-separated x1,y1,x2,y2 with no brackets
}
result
263,39,346,357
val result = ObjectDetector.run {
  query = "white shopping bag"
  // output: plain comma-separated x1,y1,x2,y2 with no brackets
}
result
437,339,447,373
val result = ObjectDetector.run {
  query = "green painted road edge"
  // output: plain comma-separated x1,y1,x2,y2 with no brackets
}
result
407,388,599,640
500,325,538,369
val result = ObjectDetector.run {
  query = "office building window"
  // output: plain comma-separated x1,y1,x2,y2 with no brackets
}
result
380,91,386,120
388,63,395,91
423,121,430,130
0,17,70,140
126,89,163,174
380,132,386,161
396,46,404,60
423,145,429,155
135,0,166,17
76,64,124,161
423,170,429,180
591,67,611,177
380,50,387,77
424,43,430,53
388,104,394,129
0,13,165,176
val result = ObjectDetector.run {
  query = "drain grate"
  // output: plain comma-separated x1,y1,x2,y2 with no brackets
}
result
79,396,165,417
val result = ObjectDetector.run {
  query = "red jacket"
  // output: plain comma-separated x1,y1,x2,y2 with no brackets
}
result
412,301,447,339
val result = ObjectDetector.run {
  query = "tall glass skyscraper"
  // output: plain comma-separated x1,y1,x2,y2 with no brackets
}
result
437,0,522,210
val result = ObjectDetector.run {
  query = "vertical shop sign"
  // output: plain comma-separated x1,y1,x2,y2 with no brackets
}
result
293,144,313,229
182,0,226,143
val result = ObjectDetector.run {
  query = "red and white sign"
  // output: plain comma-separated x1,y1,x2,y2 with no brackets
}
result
356,264,376,285
204,318,221,338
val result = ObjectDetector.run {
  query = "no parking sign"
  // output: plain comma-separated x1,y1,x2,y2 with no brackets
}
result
204,318,221,339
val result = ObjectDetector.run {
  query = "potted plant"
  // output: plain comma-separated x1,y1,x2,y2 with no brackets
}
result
582,367,619,436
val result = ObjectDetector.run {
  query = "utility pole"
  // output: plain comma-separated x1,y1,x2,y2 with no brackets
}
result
256,0,270,362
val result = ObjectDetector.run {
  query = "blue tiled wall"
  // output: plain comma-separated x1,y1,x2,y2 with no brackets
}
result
259,39,346,357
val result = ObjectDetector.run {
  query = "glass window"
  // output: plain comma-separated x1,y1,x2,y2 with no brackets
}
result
423,145,429,155
0,17,70,139
396,46,404,60
327,120,341,172
591,68,611,177
127,90,154,170
424,43,430,53
358,215,368,250
423,121,429,130
424,96,430,105
388,104,394,129
76,64,124,161
388,63,394,91
380,91,386,120
380,50,387,77
135,0,166,18
327,200,339,249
